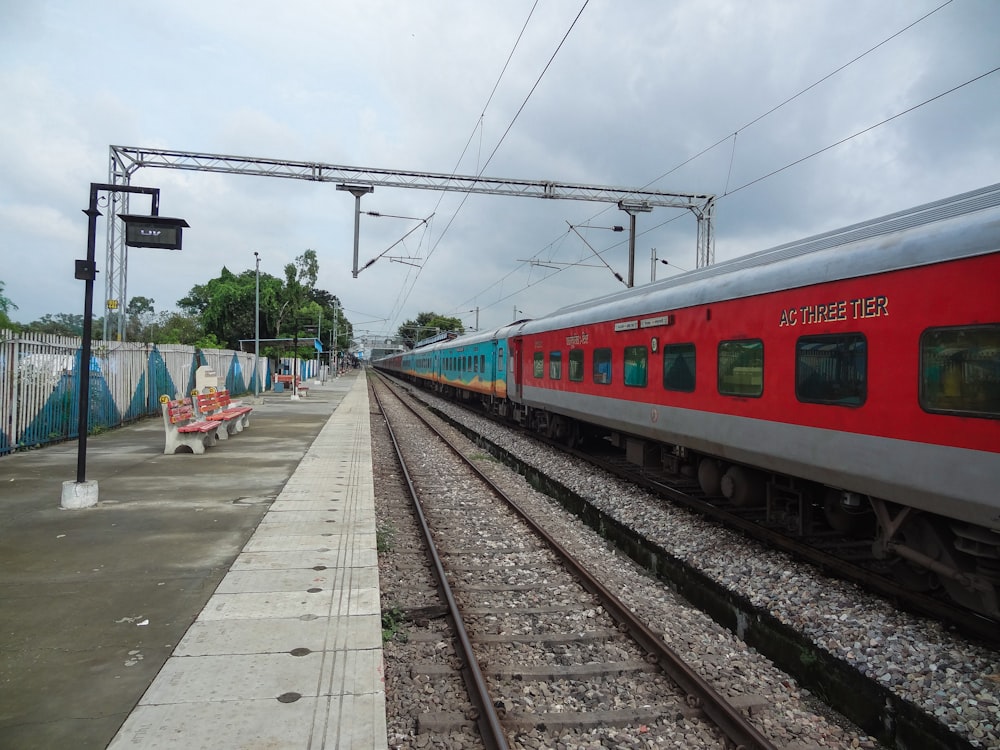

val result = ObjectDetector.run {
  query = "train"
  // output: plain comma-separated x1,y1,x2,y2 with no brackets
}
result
374,184,1000,619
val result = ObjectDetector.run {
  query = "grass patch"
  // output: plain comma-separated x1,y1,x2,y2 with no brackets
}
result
381,604,407,643
376,523,395,554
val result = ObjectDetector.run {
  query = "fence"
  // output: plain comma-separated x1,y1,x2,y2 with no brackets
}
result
0,330,272,456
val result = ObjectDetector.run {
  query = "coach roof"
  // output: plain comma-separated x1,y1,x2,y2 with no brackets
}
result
521,182,1000,334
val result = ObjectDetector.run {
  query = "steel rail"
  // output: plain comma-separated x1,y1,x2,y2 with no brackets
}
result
374,372,780,750
371,380,509,750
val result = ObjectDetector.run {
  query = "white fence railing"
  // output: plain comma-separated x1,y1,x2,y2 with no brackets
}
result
0,330,271,455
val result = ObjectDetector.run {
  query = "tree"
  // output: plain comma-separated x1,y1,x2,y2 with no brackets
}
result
273,250,318,338
154,311,208,346
126,296,156,342
0,280,16,316
397,312,464,349
175,249,350,356
26,313,84,337
0,281,18,329
178,267,268,349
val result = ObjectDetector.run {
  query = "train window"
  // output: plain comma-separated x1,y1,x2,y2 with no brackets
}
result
920,324,1000,418
624,346,647,387
549,351,562,379
718,339,763,397
474,355,478,373
593,348,612,385
533,351,545,378
480,354,486,373
663,343,696,392
569,350,585,382
795,334,867,406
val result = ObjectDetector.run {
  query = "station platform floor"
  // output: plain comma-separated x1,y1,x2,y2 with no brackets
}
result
0,369,387,750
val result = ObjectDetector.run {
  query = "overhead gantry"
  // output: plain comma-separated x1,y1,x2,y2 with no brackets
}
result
103,145,715,339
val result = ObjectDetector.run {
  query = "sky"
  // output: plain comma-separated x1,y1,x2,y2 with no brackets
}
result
1,0,998,348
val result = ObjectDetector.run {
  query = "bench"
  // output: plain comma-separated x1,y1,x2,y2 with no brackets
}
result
191,389,253,438
159,395,220,454
275,374,309,396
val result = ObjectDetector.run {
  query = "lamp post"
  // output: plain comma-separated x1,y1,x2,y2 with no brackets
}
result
63,183,187,510
253,252,261,400
332,299,339,376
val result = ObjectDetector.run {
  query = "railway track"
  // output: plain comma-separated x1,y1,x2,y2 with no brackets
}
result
371,373,868,750
374,371,998,750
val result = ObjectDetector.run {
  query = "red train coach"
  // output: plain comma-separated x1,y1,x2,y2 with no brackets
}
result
506,185,1000,617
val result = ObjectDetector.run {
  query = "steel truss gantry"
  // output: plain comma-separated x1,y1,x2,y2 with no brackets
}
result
104,145,715,339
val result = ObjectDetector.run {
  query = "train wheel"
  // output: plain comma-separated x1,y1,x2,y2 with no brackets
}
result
697,458,724,496
720,465,766,507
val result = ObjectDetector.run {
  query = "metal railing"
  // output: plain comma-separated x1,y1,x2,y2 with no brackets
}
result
0,329,267,455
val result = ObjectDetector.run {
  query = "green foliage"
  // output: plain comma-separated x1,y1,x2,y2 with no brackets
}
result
125,295,157,342
25,312,105,337
376,523,396,553
154,312,205,345
397,312,464,349
12,251,354,354
0,280,17,316
381,604,407,643
176,250,351,358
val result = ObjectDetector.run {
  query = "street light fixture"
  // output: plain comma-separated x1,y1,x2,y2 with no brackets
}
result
63,183,188,510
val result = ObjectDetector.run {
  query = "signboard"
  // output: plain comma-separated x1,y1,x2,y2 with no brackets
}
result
118,214,189,250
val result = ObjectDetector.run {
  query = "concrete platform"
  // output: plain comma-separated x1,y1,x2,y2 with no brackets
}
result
0,370,387,750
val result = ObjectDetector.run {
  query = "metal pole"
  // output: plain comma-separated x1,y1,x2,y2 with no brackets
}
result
76,183,160,483
76,185,101,483
317,311,323,382
254,252,260,398
337,184,374,278
627,211,636,288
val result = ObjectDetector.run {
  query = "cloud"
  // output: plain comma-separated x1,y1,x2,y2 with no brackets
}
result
1,0,998,335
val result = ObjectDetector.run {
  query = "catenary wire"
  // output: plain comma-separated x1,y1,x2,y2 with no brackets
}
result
388,2,590,330
447,1,971,321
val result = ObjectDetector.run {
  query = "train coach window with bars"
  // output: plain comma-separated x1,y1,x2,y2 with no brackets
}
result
663,343,696,392
549,350,562,380
593,347,613,385
718,339,763,397
795,334,867,406
533,351,545,378
920,324,1000,417
624,346,648,387
569,350,585,382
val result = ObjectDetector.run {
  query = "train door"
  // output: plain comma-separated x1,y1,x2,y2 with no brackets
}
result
510,337,524,402
489,338,498,399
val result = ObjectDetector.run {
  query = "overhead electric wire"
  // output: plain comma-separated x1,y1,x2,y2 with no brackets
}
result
387,1,590,329
726,64,1000,196
385,1,541,328
449,0,968,319
647,0,955,187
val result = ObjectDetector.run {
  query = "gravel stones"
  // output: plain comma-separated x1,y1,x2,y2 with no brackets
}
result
423,393,998,750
